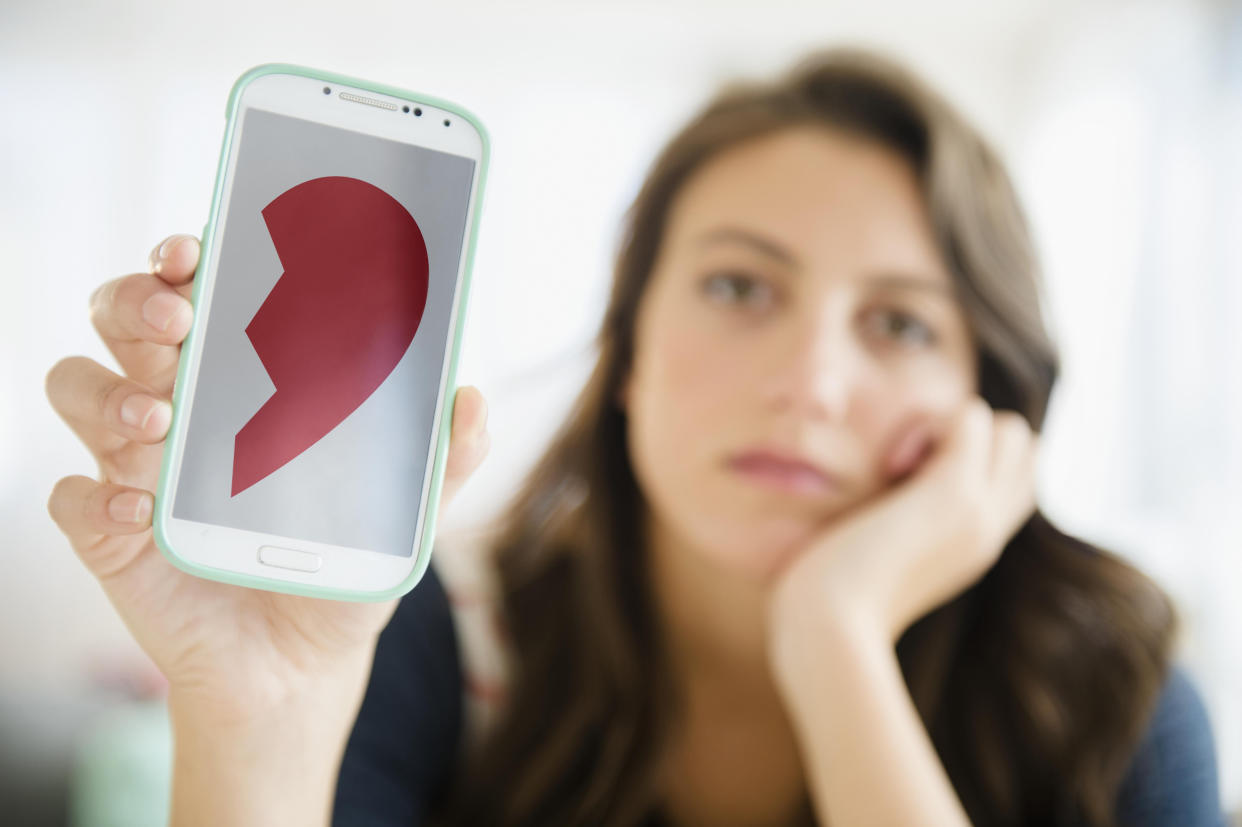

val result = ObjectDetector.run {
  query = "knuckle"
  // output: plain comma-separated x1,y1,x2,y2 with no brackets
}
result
45,355,86,402
47,475,86,525
997,410,1029,438
87,277,119,323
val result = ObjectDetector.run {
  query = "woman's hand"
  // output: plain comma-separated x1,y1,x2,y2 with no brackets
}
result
761,397,1038,827
44,233,491,717
766,395,1038,672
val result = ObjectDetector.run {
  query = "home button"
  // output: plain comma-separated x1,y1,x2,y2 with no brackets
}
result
258,545,322,573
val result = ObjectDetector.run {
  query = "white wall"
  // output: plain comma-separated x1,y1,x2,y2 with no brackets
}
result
2,0,1237,809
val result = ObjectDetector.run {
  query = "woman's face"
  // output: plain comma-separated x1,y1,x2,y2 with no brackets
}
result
621,126,977,582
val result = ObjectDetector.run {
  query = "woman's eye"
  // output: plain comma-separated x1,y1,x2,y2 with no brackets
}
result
700,272,775,309
864,309,937,346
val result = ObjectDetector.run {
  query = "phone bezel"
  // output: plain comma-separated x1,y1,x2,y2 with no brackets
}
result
152,65,487,601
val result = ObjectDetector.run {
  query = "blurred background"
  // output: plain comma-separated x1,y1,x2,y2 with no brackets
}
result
2,0,1239,823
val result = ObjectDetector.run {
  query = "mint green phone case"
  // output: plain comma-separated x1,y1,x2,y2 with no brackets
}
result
152,63,490,602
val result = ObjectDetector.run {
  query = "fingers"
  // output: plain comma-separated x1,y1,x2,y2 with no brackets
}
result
987,410,1039,536
920,397,993,491
47,474,153,577
438,385,491,510
89,234,200,395
929,400,1038,545
46,355,171,461
90,272,194,346
906,399,1038,526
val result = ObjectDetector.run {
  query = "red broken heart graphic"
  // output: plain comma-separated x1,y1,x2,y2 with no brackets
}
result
231,175,429,497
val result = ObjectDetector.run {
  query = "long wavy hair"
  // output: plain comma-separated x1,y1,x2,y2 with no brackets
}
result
431,46,1177,826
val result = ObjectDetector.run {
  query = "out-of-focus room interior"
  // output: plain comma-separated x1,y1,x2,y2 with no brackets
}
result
2,0,1239,823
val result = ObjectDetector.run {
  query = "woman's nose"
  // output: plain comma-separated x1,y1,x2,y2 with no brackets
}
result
762,307,862,423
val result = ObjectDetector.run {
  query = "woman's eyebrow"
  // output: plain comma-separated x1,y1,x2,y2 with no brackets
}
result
867,274,954,295
695,226,797,266
695,226,953,295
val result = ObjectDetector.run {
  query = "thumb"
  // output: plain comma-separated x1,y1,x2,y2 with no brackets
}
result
439,386,490,511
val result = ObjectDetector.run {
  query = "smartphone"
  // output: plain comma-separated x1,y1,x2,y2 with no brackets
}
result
152,63,489,602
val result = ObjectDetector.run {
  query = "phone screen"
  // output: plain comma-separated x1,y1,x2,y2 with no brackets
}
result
171,106,476,558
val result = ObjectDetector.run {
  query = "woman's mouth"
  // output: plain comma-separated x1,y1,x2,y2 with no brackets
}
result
726,450,839,496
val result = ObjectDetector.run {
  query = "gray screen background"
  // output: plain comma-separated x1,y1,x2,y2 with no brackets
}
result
172,107,475,557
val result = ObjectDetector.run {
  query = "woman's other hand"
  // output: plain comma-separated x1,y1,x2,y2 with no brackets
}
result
766,395,1038,674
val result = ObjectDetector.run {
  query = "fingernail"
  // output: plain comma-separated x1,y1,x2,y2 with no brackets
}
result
109,491,152,523
142,292,189,333
152,235,188,275
121,395,171,432
158,235,183,262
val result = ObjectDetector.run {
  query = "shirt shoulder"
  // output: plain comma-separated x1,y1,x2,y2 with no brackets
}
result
1114,663,1226,827
332,561,464,826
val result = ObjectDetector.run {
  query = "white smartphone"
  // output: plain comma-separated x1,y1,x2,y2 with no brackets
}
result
152,63,489,601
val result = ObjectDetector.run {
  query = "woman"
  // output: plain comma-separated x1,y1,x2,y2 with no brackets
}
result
45,47,1223,826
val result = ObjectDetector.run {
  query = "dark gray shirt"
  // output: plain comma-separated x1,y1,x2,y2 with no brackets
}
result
333,565,1226,826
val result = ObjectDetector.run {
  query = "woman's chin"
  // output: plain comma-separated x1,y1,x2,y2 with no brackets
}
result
694,516,831,585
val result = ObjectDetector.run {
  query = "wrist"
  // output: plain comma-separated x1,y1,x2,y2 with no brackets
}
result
766,576,889,697
167,613,385,718
167,657,374,827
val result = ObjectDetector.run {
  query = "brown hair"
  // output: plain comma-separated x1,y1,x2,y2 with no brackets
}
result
431,46,1176,826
